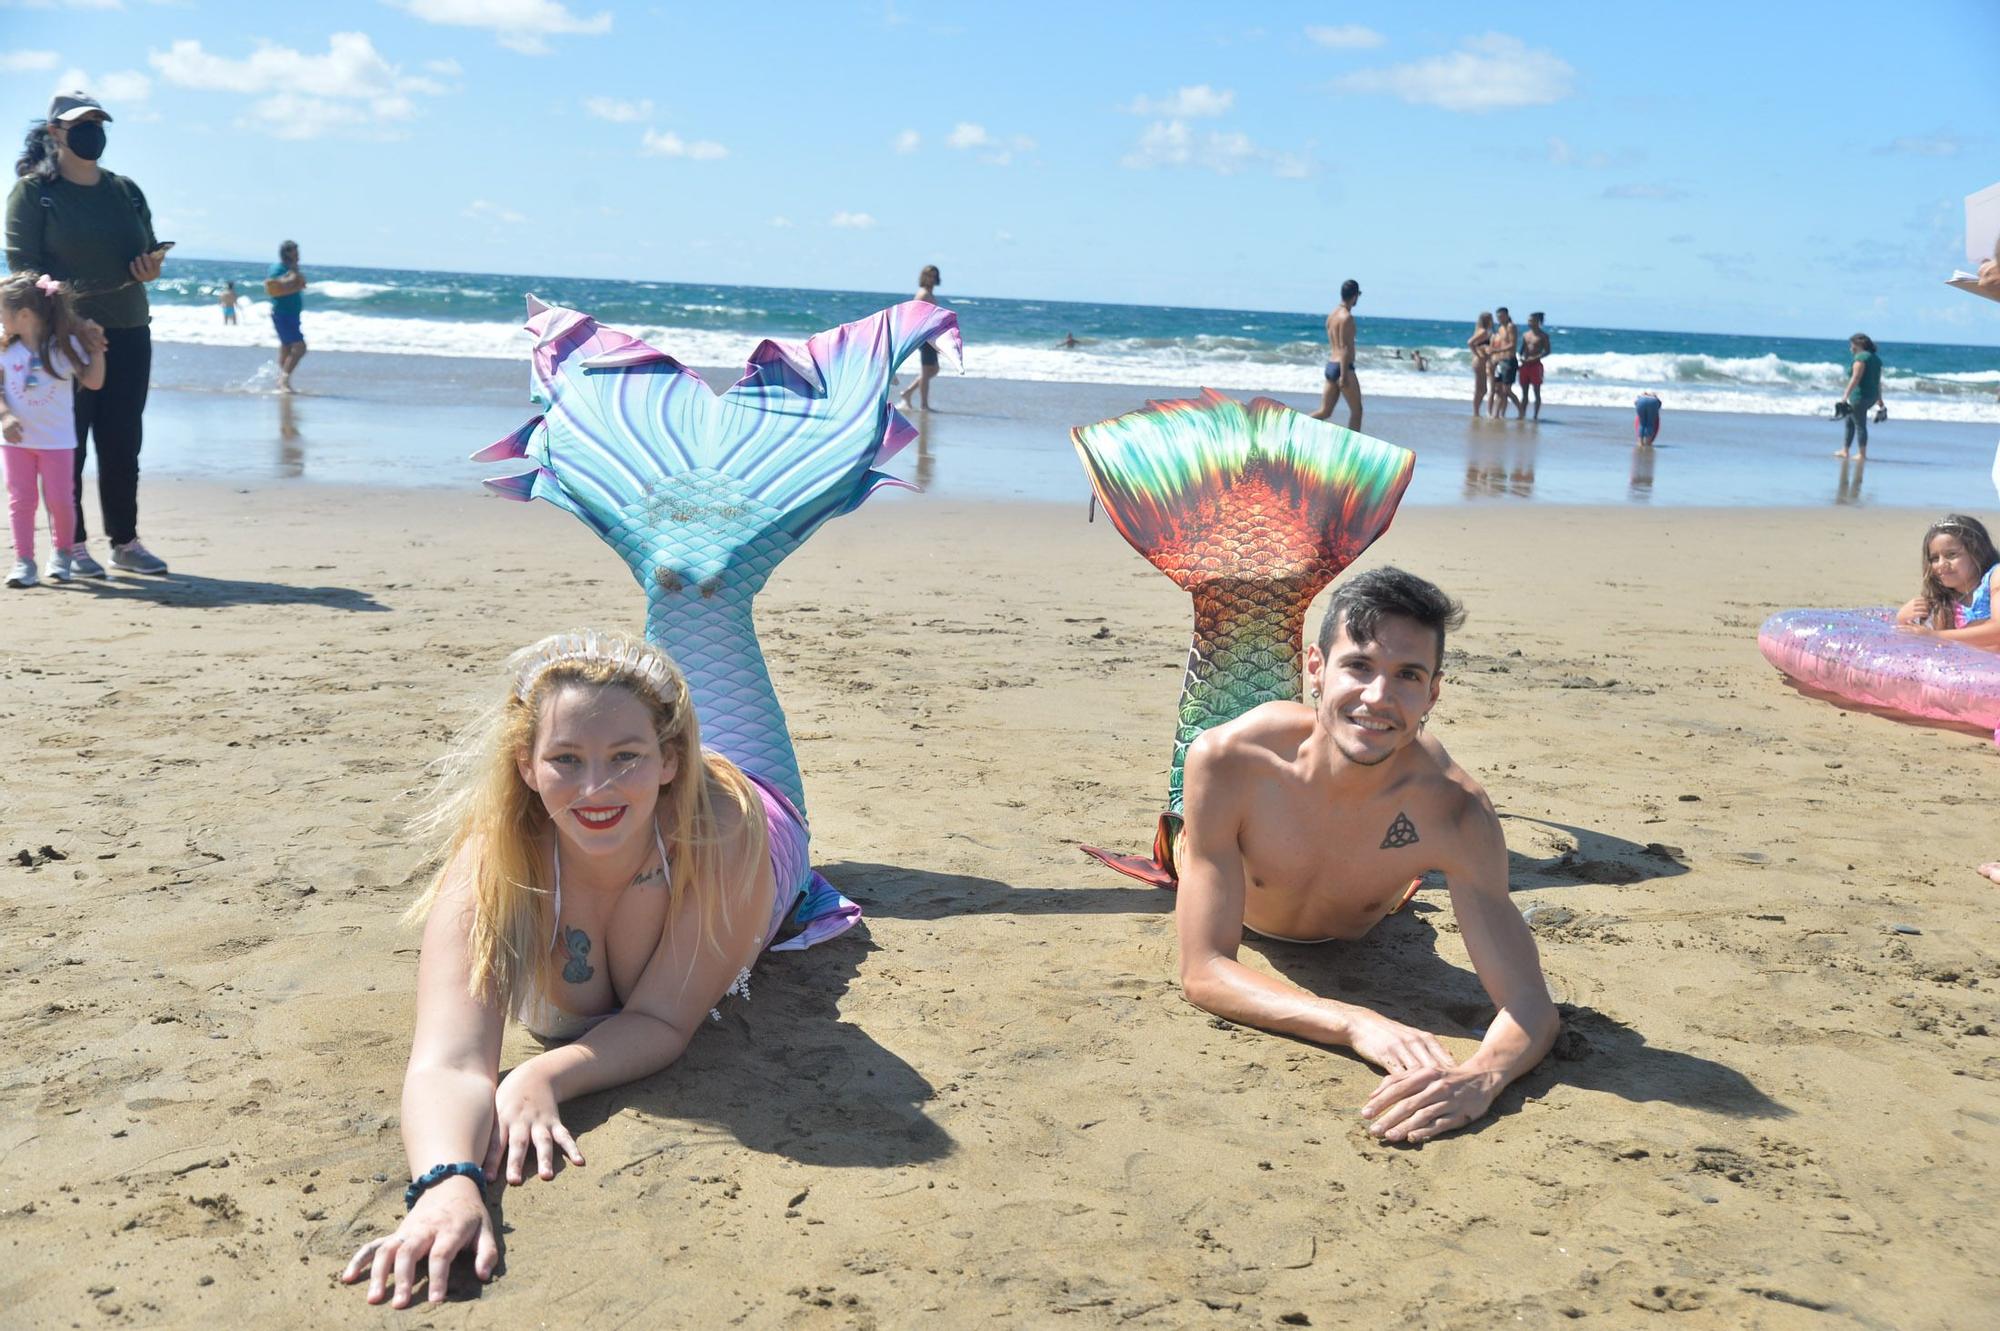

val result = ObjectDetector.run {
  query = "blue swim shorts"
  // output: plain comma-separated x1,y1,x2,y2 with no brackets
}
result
271,310,303,346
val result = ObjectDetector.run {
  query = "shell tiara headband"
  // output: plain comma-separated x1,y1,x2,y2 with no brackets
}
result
512,631,676,704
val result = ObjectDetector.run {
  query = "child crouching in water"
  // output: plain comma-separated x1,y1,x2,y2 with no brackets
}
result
2,272,104,589
1895,513,2000,650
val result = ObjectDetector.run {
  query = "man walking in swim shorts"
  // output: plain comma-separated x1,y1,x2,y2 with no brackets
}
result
1173,568,1559,1144
266,239,308,393
1517,312,1550,420
1310,278,1362,431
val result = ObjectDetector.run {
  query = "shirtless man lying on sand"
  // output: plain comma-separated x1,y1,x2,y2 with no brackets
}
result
1176,567,1559,1144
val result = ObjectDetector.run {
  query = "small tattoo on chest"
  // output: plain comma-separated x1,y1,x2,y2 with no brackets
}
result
1380,811,1419,850
629,865,666,889
561,926,594,983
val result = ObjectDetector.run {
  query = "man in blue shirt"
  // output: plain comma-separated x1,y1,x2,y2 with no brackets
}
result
265,238,307,392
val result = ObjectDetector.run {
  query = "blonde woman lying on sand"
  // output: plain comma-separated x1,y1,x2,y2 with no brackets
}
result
340,632,854,1307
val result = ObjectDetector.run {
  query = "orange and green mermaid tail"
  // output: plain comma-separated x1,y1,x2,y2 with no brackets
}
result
1071,388,1415,885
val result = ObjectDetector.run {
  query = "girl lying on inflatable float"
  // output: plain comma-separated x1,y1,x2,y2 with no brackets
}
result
1759,512,2000,747
340,297,956,1306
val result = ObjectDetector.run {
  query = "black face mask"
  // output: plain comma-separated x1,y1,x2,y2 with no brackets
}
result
63,122,106,161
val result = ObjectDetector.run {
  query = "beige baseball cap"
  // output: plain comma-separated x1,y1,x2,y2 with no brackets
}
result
48,91,112,123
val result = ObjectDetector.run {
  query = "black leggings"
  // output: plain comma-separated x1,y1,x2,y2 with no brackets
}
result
71,325,152,548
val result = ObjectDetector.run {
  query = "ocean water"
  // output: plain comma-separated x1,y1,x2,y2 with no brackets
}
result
154,258,2000,424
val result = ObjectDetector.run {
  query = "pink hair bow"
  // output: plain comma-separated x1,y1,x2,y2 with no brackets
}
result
34,275,64,295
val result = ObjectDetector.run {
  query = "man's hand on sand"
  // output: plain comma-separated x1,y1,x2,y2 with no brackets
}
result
339,1177,497,1308
1345,1011,1454,1075
1361,1064,1504,1144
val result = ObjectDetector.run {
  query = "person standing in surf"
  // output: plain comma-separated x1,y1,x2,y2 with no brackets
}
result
1835,333,1883,459
1310,278,1363,430
896,263,944,412
266,240,308,393
1517,312,1551,420
1467,312,1493,416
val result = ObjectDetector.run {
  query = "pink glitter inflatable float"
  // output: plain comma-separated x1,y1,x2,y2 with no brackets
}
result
1759,607,2000,744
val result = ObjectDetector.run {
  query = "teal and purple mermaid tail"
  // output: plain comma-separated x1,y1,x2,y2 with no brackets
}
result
1071,388,1415,885
478,297,959,942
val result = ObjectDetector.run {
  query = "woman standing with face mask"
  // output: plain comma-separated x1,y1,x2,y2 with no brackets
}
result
5,91,170,576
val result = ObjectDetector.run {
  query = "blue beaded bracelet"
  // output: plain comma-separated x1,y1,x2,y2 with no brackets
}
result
405,1161,487,1211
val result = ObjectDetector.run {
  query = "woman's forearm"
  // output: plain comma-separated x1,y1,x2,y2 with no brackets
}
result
399,1064,497,1175
530,1009,693,1104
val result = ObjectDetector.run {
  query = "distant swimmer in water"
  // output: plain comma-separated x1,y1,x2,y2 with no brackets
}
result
1411,349,1428,372
1060,331,1080,349
1309,278,1362,430
1634,391,1662,446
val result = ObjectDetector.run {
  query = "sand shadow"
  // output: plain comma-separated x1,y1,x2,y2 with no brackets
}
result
54,572,389,612
1502,814,1693,888
825,860,1175,922
558,931,952,1169
1250,908,1789,1132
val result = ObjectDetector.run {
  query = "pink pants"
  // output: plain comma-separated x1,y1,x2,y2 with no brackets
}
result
4,445,76,561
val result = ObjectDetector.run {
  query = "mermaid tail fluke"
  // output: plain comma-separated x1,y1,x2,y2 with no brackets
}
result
479,296,960,815
1071,388,1415,884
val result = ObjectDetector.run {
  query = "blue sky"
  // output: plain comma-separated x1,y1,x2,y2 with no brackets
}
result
3,0,1997,343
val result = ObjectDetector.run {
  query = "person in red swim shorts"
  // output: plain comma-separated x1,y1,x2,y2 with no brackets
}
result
1517,311,1550,419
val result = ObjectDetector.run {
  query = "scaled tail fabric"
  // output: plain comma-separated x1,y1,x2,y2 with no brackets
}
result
1071,388,1415,884
476,295,961,816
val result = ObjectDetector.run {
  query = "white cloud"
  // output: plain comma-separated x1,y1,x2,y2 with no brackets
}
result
583,95,652,122
53,65,152,104
829,211,875,229
0,50,61,72
1334,33,1575,112
1122,119,1307,178
1125,84,1234,118
944,121,1034,164
1877,134,1967,158
387,0,612,55
639,128,727,160
893,128,920,153
1305,24,1385,49
464,198,527,224
769,215,793,228
149,34,441,138
424,57,463,77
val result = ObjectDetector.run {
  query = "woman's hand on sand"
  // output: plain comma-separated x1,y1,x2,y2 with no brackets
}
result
490,1065,584,1185
1360,1065,1503,1144
1344,1012,1454,1075
127,249,164,284
339,1176,496,1308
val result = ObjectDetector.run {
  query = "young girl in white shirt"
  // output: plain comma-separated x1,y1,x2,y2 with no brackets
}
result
1,271,104,588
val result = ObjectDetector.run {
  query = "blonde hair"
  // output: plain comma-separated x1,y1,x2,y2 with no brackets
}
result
406,630,769,1008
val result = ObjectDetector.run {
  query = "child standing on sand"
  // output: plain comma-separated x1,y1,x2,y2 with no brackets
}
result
2,272,104,588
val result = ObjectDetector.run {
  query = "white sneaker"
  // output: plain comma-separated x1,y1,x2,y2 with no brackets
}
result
6,558,39,588
69,542,107,578
45,548,74,582
110,539,168,574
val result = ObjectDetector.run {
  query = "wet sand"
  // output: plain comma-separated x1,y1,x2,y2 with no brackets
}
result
3,470,1996,1327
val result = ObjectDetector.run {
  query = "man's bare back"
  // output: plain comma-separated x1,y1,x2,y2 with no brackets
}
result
1174,573,1558,1144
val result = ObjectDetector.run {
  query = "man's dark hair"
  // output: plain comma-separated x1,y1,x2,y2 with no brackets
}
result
1529,311,1544,321
279,238,298,257
1495,306,1510,318
1340,278,1361,302
1317,567,1466,667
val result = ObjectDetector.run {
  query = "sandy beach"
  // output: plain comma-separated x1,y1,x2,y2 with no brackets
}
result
4,458,1997,1326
